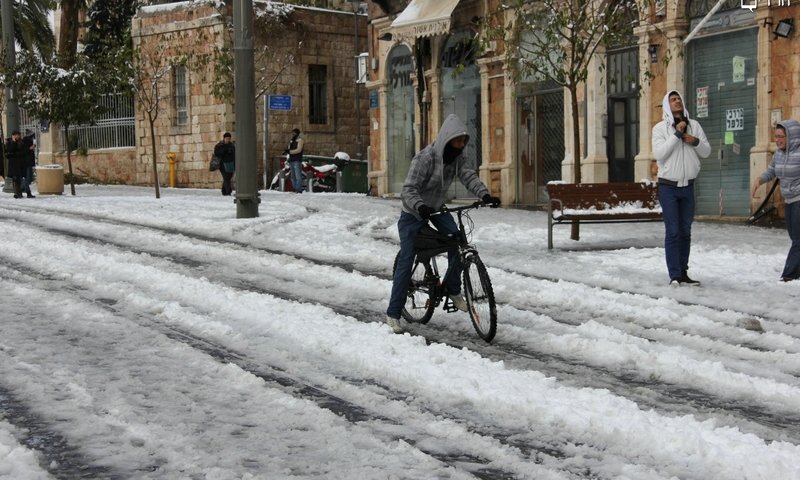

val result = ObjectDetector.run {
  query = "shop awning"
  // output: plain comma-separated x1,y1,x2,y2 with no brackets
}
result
390,0,461,39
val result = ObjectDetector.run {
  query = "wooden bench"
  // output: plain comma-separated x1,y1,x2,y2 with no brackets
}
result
546,182,663,249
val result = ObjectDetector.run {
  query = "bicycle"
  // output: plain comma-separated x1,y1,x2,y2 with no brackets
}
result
391,201,498,342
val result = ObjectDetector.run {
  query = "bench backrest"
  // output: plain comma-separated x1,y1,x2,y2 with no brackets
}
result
546,182,659,210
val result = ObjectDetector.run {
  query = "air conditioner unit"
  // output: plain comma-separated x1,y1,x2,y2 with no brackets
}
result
356,52,368,84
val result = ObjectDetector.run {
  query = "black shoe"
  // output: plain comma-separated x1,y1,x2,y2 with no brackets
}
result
679,274,701,286
13,194,22,199
26,194,35,198
781,277,795,283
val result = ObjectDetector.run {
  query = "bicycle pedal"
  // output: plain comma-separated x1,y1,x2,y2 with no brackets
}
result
443,298,458,313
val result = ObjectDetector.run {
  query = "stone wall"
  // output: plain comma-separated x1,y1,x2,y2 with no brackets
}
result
40,2,369,188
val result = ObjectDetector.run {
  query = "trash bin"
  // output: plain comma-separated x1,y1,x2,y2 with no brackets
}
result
35,164,64,195
304,155,368,193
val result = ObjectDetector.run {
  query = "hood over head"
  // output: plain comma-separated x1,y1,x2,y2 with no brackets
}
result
777,119,800,154
434,114,469,161
662,90,691,124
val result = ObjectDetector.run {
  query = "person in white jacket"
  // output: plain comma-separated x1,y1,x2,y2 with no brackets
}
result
652,91,710,286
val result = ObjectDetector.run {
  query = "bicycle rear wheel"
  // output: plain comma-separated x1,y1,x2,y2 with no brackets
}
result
393,251,436,324
462,254,497,342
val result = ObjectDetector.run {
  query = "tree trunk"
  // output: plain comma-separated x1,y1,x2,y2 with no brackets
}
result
569,85,581,241
65,124,76,196
58,0,80,67
149,116,161,199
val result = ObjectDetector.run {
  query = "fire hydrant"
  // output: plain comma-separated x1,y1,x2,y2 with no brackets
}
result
167,152,177,187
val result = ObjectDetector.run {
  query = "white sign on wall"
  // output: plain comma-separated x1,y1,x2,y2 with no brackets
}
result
696,86,709,118
726,108,744,131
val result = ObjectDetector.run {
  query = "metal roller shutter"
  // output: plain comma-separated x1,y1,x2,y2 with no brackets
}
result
686,28,757,216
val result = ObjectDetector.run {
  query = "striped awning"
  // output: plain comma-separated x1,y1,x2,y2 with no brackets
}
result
390,0,461,39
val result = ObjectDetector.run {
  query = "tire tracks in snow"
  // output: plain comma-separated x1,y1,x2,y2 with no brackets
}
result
3,206,800,446
0,258,583,480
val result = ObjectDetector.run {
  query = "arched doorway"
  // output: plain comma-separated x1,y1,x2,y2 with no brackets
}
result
386,45,416,193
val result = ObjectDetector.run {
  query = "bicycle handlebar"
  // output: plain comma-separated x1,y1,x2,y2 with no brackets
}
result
435,200,485,215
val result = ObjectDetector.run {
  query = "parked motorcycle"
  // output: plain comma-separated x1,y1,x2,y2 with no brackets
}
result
269,152,351,193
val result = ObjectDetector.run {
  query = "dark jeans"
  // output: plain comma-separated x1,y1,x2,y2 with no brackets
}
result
289,160,304,192
783,201,800,280
659,183,695,280
21,166,33,195
221,171,234,196
386,211,461,319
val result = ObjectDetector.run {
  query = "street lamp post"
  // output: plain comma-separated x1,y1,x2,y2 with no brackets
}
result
351,0,362,161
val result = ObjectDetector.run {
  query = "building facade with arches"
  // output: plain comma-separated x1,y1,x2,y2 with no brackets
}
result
365,0,800,219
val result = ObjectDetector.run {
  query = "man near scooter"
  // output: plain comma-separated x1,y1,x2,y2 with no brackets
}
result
286,128,305,193
385,114,501,334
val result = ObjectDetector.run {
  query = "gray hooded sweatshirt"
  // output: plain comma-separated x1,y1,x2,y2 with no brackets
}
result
401,114,490,219
652,91,711,186
758,119,800,204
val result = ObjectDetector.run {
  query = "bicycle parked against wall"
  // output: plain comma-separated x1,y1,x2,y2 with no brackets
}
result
392,201,498,342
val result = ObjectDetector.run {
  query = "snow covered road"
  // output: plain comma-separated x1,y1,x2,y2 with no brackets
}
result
1,186,799,479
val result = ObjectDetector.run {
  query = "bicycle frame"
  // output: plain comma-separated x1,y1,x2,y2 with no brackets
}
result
397,200,498,343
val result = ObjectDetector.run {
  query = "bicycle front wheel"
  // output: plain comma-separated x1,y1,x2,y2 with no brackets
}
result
462,254,497,342
393,252,436,324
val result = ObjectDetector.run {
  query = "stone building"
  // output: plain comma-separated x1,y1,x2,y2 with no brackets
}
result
365,0,800,219
40,1,368,190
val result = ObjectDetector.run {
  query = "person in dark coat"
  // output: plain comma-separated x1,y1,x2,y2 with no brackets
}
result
21,130,36,198
5,131,27,198
214,132,235,196
286,128,304,193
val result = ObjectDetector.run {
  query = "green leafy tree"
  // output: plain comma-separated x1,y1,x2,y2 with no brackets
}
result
82,0,141,59
11,51,112,195
485,0,638,240
4,0,56,56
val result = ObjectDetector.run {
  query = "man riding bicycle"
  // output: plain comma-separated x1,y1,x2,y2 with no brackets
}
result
386,114,501,334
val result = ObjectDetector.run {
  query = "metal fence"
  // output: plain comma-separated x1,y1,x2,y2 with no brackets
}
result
55,93,136,150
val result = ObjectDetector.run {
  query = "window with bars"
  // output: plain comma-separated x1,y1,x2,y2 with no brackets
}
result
174,65,188,126
308,64,328,125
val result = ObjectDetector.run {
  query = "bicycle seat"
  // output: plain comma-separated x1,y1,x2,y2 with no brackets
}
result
414,224,459,261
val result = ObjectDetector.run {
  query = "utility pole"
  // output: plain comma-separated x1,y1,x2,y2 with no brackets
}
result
1,0,19,193
351,0,363,161
233,0,259,218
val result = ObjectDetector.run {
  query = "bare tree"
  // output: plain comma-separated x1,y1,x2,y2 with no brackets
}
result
130,40,172,199
208,2,302,103
485,0,638,240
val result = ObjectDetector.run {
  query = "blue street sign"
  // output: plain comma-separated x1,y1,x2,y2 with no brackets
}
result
369,90,378,109
268,95,292,111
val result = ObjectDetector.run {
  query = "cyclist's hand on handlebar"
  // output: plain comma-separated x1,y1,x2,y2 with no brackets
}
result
418,205,435,220
482,194,501,208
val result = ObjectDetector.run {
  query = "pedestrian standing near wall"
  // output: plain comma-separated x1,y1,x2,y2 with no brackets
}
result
652,91,711,286
22,130,36,198
5,131,28,199
286,128,304,193
214,132,235,196
752,120,800,282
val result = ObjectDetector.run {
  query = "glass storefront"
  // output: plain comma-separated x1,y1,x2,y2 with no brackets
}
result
387,45,416,193
440,31,481,199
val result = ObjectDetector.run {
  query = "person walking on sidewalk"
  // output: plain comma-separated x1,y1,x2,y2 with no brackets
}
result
752,119,800,282
385,114,500,334
652,91,710,286
214,132,235,196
